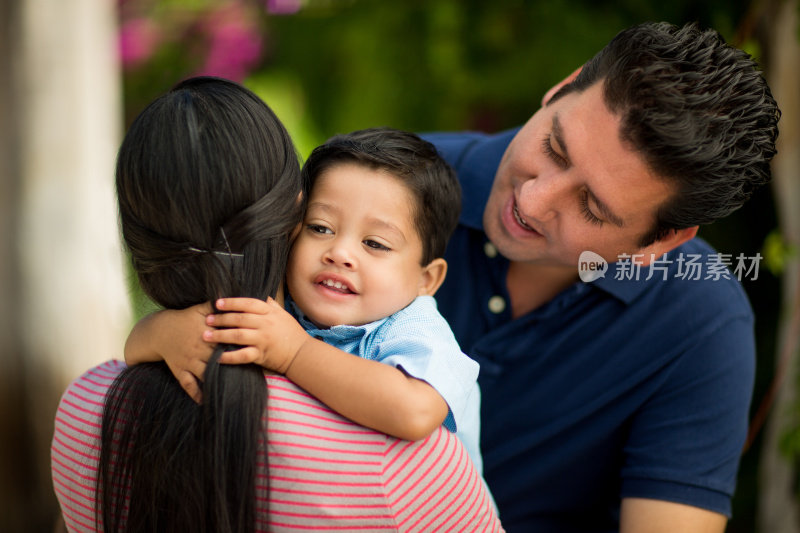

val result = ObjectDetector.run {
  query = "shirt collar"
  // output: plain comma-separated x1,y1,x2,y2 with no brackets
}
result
588,264,651,304
586,241,702,304
458,128,520,230
288,298,388,337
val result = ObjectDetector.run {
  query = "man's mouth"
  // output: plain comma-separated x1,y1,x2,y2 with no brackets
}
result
513,204,535,231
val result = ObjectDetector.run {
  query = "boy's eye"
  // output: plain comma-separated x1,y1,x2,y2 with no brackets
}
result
364,239,390,252
307,224,332,234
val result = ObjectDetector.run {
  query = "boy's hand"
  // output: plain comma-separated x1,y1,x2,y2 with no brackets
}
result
124,303,214,403
204,297,310,374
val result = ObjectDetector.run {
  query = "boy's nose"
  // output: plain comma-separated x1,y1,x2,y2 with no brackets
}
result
323,244,356,269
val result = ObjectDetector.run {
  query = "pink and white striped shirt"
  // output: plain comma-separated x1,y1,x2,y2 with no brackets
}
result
51,359,503,532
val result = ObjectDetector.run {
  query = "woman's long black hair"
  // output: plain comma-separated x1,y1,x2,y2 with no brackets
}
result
98,77,306,532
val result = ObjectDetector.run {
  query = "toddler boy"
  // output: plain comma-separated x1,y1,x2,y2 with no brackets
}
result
127,128,483,472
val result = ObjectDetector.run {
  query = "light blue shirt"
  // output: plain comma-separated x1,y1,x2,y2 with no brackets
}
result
291,295,483,473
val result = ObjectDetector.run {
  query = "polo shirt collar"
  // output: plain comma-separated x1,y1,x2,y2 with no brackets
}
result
588,242,697,304
458,128,519,230
589,263,651,304
288,298,387,337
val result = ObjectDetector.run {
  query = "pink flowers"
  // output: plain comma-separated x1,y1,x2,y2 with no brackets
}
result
119,17,160,69
118,1,269,82
194,3,263,81
265,0,302,15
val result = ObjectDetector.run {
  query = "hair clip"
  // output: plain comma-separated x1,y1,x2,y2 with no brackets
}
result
218,227,244,258
186,247,244,258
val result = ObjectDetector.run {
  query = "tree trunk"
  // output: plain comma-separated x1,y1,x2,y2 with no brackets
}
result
0,1,132,531
759,1,800,532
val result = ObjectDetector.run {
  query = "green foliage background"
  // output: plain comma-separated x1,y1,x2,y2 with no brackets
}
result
121,2,779,530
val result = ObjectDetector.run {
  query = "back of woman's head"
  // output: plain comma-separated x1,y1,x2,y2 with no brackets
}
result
117,76,304,308
100,77,305,532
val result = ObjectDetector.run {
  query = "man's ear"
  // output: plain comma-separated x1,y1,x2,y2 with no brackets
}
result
418,258,448,297
541,65,583,107
638,226,699,266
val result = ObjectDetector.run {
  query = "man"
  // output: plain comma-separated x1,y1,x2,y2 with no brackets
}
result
424,21,779,532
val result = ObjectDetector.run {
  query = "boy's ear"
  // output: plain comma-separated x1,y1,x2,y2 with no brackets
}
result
418,258,448,297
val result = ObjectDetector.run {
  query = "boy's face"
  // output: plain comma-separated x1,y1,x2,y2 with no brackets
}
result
286,162,429,328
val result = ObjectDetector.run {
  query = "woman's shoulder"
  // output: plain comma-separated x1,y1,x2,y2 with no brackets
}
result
264,373,387,445
381,428,504,531
53,359,125,452
262,374,397,528
70,359,127,388
56,360,126,420
263,374,503,532
53,360,125,458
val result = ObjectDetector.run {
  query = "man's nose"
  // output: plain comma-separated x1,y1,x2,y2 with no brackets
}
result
517,172,566,222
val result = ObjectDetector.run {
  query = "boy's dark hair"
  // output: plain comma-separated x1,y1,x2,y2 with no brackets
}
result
102,76,305,532
301,127,461,265
551,21,780,246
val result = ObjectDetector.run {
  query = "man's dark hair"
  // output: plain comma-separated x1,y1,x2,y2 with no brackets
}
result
301,127,461,265
552,21,780,246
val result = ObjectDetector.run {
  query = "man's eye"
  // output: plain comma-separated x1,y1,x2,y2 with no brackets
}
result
307,224,332,234
541,134,568,168
579,191,604,226
364,240,390,251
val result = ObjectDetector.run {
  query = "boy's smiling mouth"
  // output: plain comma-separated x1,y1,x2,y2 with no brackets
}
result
314,273,357,295
320,278,354,294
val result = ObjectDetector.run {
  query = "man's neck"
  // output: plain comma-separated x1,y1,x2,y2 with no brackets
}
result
506,261,580,319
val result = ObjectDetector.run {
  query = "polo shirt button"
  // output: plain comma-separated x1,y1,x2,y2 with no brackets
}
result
488,295,506,314
484,241,498,258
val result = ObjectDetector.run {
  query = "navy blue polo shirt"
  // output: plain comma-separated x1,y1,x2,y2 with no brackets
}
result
423,130,755,532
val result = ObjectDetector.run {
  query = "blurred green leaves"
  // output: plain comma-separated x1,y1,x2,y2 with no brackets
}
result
119,0,751,136
763,229,797,277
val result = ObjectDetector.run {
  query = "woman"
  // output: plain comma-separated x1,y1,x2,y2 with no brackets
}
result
50,77,502,532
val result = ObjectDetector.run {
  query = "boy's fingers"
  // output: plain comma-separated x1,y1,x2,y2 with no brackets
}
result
216,297,269,313
205,328,258,346
177,371,203,404
218,347,258,365
266,297,285,309
207,312,263,329
189,360,207,383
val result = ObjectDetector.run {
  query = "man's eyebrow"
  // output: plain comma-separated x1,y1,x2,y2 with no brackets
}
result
586,188,625,227
553,113,625,227
551,114,570,162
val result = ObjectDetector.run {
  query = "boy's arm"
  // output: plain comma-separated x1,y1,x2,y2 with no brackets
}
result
125,303,214,403
289,338,449,440
207,297,449,440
